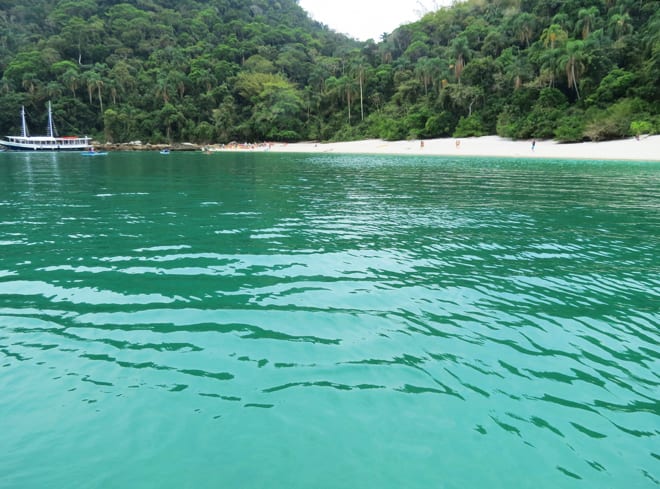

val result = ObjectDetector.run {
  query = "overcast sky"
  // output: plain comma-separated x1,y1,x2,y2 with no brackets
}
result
298,0,450,41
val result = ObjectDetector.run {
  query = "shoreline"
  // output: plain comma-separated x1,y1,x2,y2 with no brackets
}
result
101,135,660,162
260,135,660,162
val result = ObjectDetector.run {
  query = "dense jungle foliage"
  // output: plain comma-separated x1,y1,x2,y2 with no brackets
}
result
0,0,658,143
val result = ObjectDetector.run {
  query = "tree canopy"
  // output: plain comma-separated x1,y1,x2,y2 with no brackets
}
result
1,0,658,143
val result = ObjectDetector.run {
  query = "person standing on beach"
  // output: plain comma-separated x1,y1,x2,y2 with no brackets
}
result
532,139,536,151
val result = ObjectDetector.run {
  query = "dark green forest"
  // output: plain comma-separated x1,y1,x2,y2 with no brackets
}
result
0,0,658,144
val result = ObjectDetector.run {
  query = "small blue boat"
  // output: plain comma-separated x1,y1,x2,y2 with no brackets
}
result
81,150,108,156
160,149,170,155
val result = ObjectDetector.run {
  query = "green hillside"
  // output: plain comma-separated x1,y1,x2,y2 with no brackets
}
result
0,0,658,143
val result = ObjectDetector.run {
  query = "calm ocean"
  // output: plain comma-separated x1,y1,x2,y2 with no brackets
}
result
1,151,658,488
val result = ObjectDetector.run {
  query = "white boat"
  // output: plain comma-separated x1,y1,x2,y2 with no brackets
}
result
0,102,92,151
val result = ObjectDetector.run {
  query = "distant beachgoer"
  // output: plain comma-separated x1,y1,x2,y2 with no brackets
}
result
532,139,536,151
455,139,461,149
420,140,424,149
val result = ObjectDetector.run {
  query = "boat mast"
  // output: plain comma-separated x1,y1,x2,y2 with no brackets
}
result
20,106,29,138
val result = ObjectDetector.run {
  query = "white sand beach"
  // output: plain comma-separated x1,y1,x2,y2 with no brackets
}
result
254,135,660,161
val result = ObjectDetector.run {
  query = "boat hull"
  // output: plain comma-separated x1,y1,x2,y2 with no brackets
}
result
0,138,92,151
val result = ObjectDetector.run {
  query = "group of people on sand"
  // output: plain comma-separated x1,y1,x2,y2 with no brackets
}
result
418,139,465,149
418,139,462,149
202,142,275,152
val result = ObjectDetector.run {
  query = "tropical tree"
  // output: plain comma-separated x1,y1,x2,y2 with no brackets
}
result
108,61,136,102
540,24,568,50
350,59,367,122
189,66,216,94
159,102,185,142
446,84,484,117
512,13,537,48
0,0,656,144
415,57,434,96
20,73,40,97
560,40,587,99
250,80,305,140
551,13,573,34
154,72,173,104
45,81,64,100
3,50,47,90
609,13,633,41
325,74,358,124
450,35,470,84
576,6,600,39
82,68,105,112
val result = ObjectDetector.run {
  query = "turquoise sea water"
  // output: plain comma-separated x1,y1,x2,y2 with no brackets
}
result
0,151,658,488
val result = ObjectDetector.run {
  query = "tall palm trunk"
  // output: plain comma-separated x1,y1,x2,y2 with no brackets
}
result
359,66,364,122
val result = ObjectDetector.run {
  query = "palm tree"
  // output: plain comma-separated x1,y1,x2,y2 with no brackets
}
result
325,75,358,124
513,13,536,47
83,70,105,112
108,81,118,106
415,57,433,96
511,52,530,90
357,64,365,122
576,7,600,39
21,74,39,96
83,71,98,104
109,61,136,101
450,36,470,85
560,40,586,99
155,74,171,104
45,81,63,100
341,75,359,124
348,55,367,122
168,71,188,100
159,103,184,142
94,76,105,113
551,13,573,34
537,47,562,88
62,67,80,99
540,24,568,50
609,13,633,41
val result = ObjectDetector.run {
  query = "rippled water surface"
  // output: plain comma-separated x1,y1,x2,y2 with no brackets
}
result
1,151,658,488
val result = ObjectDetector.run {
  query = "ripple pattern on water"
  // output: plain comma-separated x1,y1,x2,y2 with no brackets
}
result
0,152,658,488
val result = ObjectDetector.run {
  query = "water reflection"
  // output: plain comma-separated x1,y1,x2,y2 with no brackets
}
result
1,152,658,488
